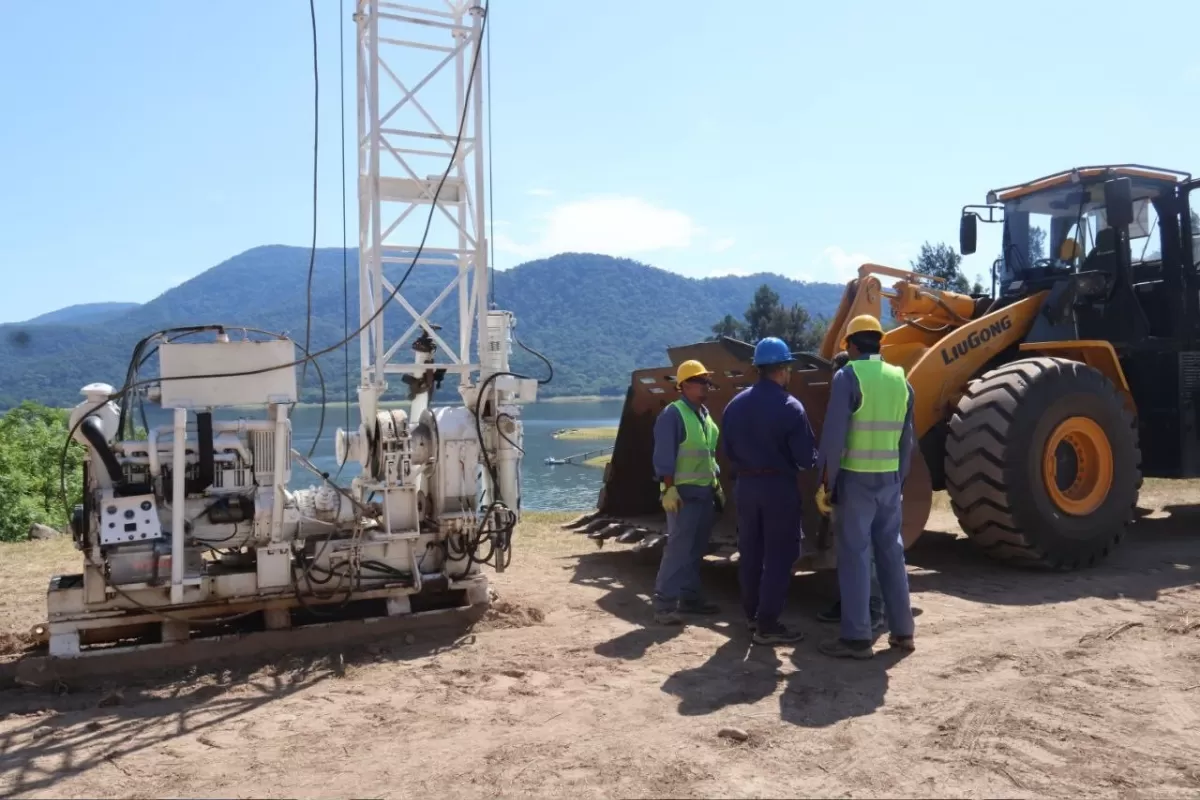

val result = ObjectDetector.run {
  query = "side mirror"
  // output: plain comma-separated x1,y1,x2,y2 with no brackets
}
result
1104,177,1134,230
959,213,977,255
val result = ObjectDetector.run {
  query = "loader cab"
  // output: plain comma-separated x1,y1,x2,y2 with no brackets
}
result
961,166,1199,345
961,165,1200,477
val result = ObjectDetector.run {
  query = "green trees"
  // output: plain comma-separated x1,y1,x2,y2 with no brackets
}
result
0,402,85,541
911,241,971,294
710,284,827,352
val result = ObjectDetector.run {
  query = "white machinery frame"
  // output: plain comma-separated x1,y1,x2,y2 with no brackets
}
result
355,0,489,421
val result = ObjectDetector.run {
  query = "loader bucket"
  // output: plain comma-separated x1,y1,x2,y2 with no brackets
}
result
566,338,933,572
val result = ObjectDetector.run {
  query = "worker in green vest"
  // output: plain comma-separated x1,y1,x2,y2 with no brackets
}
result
651,359,724,625
815,314,917,658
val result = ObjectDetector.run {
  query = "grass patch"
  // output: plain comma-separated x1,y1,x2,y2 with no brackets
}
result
553,426,618,441
0,535,76,648
582,454,612,469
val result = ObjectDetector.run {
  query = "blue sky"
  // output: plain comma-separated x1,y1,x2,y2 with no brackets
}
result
2,0,1198,323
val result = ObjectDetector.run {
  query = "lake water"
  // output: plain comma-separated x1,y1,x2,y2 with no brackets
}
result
139,399,624,512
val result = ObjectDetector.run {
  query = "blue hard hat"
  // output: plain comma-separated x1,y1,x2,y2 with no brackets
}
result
753,337,794,367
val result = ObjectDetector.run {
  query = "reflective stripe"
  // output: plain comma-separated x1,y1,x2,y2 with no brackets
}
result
840,356,908,474
847,420,904,432
663,399,720,489
844,449,900,461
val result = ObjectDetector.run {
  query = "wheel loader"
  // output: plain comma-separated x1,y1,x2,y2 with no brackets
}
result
565,164,1200,571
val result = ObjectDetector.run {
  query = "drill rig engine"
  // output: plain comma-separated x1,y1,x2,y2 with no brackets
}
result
50,319,534,659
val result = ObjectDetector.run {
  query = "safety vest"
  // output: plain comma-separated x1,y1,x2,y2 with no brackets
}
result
840,356,908,473
664,399,719,489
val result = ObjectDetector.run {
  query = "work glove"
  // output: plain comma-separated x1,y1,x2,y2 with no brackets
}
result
661,486,682,513
815,485,832,517
713,483,726,513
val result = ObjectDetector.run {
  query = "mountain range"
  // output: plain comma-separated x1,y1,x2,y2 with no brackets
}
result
0,247,847,409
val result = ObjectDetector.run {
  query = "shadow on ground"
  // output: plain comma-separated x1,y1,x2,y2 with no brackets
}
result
0,631,474,797
904,505,1200,605
569,545,906,729
564,504,1200,728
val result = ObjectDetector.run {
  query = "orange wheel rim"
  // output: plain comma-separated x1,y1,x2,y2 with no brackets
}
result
1042,416,1114,516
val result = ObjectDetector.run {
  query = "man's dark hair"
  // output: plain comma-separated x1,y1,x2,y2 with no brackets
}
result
832,350,850,369
847,331,883,354
760,363,790,381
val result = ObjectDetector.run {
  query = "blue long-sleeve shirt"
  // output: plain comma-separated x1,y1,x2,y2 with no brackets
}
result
816,355,916,491
653,398,718,499
720,378,817,478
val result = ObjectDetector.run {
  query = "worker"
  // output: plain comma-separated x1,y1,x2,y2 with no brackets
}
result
816,315,916,659
721,336,817,645
651,359,723,625
815,349,886,633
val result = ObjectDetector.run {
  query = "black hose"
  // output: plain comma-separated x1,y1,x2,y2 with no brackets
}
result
79,416,125,487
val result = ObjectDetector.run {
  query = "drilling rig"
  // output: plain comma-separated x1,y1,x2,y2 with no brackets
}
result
20,0,532,678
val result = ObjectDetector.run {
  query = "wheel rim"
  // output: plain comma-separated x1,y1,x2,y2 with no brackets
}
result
1042,416,1114,516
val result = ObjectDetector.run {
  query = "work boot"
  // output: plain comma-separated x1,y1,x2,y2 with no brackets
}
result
654,609,684,626
817,600,887,632
818,637,874,660
888,634,915,652
678,598,720,616
752,622,805,646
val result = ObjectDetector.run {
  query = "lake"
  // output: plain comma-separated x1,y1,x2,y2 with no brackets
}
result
139,399,624,512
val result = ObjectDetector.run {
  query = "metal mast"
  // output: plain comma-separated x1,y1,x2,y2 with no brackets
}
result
354,0,488,422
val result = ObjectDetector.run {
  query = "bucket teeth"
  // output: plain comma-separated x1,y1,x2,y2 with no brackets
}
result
616,528,646,544
562,512,598,530
635,533,666,551
582,518,614,534
588,523,627,541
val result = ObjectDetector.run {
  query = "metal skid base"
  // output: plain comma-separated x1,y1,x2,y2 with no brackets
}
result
6,571,491,689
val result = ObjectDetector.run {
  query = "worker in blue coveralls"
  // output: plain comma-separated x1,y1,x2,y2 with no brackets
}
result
651,359,724,625
815,314,917,659
721,337,817,645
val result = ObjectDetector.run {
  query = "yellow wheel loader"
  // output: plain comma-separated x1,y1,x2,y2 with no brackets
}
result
565,164,1200,571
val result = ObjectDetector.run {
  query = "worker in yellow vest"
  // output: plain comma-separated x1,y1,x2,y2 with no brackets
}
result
651,359,723,625
815,315,917,658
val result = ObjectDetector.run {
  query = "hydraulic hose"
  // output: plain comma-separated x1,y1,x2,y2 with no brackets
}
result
79,415,125,487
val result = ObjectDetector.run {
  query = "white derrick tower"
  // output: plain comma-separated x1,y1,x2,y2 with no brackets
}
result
354,0,491,420
346,0,534,544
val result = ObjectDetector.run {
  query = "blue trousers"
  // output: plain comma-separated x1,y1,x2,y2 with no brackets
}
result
735,475,801,627
835,470,914,641
654,489,715,611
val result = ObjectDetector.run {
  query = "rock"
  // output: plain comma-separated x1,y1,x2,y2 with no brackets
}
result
85,721,104,732
31,726,59,741
501,669,527,679
404,633,416,645
98,688,124,707
28,524,61,541
717,727,749,743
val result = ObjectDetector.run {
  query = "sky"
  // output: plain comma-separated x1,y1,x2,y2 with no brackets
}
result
2,0,1199,323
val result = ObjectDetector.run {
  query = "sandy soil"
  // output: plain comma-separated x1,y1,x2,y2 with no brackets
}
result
1,483,1199,798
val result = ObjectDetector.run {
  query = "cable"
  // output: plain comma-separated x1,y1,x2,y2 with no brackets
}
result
486,1,495,309
514,335,553,385
301,0,320,391
112,3,490,401
338,0,352,479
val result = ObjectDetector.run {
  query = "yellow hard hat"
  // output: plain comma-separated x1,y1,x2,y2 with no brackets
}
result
846,314,884,337
675,359,713,387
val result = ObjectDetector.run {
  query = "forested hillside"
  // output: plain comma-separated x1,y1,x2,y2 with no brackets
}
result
0,247,847,408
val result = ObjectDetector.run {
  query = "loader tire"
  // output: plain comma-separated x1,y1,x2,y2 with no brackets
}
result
944,356,1140,570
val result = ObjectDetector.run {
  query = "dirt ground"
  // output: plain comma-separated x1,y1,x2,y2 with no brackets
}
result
1,483,1199,799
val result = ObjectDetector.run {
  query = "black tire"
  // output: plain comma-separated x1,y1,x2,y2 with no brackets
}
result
944,356,1140,569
